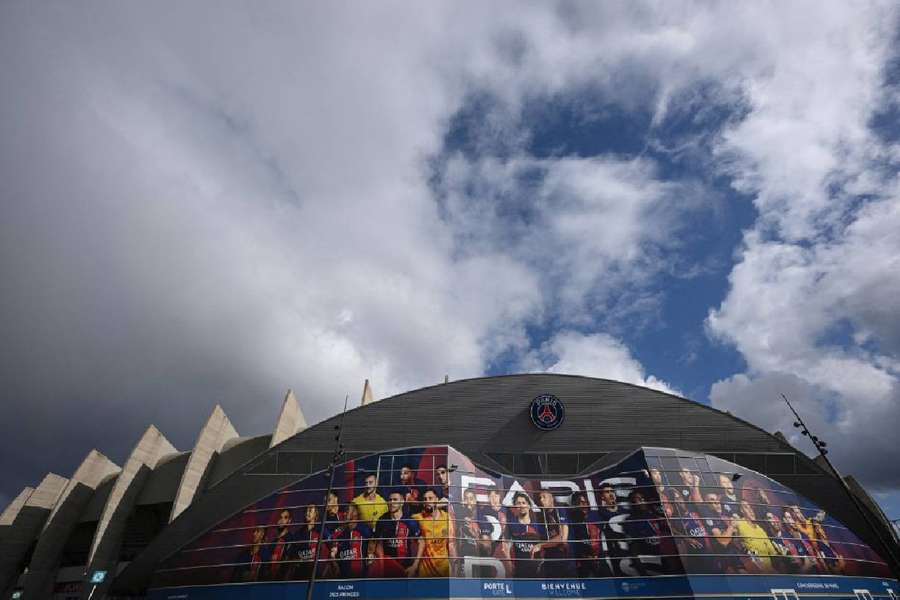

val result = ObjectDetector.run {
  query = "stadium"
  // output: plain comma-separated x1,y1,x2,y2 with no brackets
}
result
1,374,898,600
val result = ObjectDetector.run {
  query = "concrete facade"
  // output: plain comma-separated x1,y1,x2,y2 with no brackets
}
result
0,488,33,527
0,473,68,596
1,376,896,599
112,375,900,595
80,426,176,599
168,405,238,523
22,451,119,599
269,389,307,448
360,378,374,406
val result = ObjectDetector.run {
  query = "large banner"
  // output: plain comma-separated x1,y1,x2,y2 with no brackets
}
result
447,449,678,579
150,446,891,591
642,448,890,578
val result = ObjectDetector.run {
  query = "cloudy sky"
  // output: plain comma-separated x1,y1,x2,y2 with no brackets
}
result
1,2,899,519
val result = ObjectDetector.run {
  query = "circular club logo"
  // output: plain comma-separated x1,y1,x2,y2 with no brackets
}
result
529,393,565,431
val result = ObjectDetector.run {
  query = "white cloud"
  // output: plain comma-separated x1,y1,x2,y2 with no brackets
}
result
435,154,706,327
522,331,679,396
701,3,900,489
0,2,548,483
1,0,898,501
707,192,900,488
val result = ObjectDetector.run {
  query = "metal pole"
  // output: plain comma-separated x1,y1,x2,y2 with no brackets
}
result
306,394,350,600
781,393,900,578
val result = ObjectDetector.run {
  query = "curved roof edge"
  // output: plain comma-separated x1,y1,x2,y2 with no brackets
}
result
275,373,816,467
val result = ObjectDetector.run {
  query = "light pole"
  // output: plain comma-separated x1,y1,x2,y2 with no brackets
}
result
306,394,350,600
781,393,900,578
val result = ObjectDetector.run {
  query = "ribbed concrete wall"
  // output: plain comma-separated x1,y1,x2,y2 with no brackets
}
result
25,474,69,512
1,393,298,596
79,427,175,599
0,488,33,527
22,451,119,599
0,474,68,596
169,405,238,522
360,379,375,406
270,389,307,448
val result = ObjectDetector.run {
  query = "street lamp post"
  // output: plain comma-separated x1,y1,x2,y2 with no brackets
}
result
780,393,900,578
306,394,350,600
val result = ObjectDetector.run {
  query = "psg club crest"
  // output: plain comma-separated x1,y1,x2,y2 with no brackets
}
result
529,393,565,431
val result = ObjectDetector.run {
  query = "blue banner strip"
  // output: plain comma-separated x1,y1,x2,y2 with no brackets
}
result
149,574,899,600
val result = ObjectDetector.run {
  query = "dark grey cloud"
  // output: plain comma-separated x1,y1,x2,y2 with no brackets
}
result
0,2,482,501
711,372,900,492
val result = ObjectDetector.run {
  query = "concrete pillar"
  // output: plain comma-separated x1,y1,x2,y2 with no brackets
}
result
0,474,68,595
169,405,238,522
269,389,308,448
0,488,34,527
80,426,175,599
22,451,119,599
360,379,375,406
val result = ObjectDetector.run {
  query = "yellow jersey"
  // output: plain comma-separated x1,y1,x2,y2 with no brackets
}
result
352,493,388,529
412,509,450,577
734,518,779,571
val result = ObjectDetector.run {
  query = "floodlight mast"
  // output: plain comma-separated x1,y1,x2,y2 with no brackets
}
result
780,393,900,578
306,394,350,600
